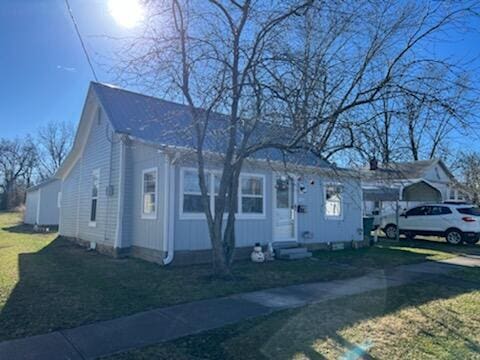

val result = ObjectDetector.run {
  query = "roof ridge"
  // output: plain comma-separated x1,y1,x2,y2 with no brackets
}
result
382,159,437,166
91,81,190,109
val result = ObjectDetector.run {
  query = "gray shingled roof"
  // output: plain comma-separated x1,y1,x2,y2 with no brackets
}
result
26,178,59,192
92,82,330,168
358,159,440,181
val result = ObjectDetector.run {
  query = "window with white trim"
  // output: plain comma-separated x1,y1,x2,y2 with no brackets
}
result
182,170,207,213
180,169,265,218
89,169,100,225
325,184,342,219
214,173,237,214
240,175,263,214
449,188,456,200
142,168,157,218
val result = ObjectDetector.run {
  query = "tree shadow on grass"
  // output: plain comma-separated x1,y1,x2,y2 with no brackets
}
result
379,236,480,256
1,223,58,235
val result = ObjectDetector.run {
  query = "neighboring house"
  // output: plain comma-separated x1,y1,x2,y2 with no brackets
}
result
24,178,61,226
54,82,364,265
360,158,470,216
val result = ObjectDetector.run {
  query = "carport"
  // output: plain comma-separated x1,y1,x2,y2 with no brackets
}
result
363,186,401,242
401,180,443,203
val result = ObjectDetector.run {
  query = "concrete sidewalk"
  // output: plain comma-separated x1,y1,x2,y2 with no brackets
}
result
0,256,478,360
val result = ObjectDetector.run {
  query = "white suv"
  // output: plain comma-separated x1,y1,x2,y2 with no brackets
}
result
380,204,480,245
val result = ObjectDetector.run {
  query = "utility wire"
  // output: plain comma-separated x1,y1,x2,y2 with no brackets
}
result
64,0,99,81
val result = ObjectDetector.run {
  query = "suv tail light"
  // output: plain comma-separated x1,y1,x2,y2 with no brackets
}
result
462,216,476,222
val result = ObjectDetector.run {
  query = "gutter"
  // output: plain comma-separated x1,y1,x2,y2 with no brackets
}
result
163,152,179,265
124,134,354,179
35,188,42,225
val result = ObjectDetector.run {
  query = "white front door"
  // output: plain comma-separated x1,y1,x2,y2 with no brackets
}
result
273,176,296,241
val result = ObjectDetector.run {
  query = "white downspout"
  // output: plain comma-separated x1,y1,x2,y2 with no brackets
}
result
36,188,42,225
58,181,64,232
76,156,84,238
163,153,177,265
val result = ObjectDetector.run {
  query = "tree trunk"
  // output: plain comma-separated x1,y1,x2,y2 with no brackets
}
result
211,227,231,276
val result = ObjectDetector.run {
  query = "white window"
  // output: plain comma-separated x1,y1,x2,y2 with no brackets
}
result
449,188,456,200
142,168,157,219
239,175,264,215
213,173,237,214
96,107,102,125
325,184,343,219
180,169,265,219
182,170,206,214
89,169,100,226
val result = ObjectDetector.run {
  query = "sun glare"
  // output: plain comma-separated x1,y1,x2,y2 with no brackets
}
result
108,0,144,28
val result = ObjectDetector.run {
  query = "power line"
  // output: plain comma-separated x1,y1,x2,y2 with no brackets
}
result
64,0,99,81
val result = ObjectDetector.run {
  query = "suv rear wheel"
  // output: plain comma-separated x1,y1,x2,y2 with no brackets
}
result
384,224,397,240
445,229,463,245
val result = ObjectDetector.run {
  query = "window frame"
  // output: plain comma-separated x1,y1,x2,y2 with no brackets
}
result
89,168,100,227
179,168,212,220
141,167,158,220
449,188,456,200
238,173,266,219
324,182,344,220
179,168,266,220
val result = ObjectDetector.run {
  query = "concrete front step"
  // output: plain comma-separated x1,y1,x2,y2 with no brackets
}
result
277,251,313,260
272,241,299,249
276,247,308,256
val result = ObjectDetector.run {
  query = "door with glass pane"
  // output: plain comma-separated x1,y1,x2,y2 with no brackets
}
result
273,176,296,241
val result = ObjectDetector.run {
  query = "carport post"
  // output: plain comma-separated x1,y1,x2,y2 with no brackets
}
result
395,200,400,242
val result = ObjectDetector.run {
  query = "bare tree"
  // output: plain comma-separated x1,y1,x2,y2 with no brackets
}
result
37,120,74,180
116,0,479,275
353,43,479,165
456,152,480,203
350,94,406,164
0,138,38,210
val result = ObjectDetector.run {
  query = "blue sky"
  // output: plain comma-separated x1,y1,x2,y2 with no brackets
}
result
1,0,480,148
0,0,137,139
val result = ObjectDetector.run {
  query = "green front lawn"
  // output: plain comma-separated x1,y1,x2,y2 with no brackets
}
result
108,269,480,359
0,212,468,342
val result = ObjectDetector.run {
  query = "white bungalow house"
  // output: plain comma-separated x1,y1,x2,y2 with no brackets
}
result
24,178,61,226
360,158,470,216
49,82,365,265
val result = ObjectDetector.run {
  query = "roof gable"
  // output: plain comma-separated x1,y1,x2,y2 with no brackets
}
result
55,85,112,179
359,159,455,182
